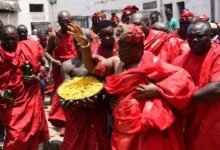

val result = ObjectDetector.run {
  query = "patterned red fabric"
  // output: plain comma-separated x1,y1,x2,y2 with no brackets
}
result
172,43,220,150
104,52,195,150
196,15,209,21
49,33,78,127
179,11,194,23
122,5,139,17
111,16,120,25
92,12,106,23
144,29,182,63
61,105,110,150
0,41,49,150
122,24,145,43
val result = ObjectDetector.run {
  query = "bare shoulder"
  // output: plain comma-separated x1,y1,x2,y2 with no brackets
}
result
61,59,74,73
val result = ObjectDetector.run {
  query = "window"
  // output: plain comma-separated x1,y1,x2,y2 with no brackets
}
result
29,4,44,12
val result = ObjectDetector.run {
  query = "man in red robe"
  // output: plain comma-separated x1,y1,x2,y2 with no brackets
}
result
67,23,195,150
0,25,49,150
130,13,182,63
91,20,118,58
121,5,139,24
173,20,220,150
89,12,107,51
59,49,110,150
45,10,78,129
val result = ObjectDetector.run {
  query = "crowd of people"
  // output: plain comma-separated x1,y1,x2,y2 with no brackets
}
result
0,4,220,150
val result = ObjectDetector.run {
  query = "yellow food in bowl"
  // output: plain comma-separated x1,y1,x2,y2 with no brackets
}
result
57,76,103,100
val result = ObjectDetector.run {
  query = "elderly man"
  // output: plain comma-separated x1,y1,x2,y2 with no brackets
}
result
130,12,182,63
0,25,49,150
45,10,78,130
67,23,195,150
173,20,220,150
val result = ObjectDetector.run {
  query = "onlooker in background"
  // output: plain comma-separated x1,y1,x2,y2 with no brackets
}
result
150,11,159,25
29,28,39,41
89,12,107,51
121,5,139,24
111,12,120,25
175,10,195,40
151,22,169,33
173,10,195,54
91,20,118,58
165,8,180,33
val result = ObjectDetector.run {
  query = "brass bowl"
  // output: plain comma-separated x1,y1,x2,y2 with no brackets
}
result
57,76,103,108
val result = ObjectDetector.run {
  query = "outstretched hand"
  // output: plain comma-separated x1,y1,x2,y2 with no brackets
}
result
67,23,88,46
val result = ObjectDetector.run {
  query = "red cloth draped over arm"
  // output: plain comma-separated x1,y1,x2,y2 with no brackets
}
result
104,52,195,150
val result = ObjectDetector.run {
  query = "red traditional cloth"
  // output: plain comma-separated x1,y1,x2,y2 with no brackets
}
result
61,105,110,150
196,15,209,21
172,31,191,54
144,29,182,63
179,11,194,23
92,42,118,58
122,5,139,17
49,33,78,127
172,43,220,150
111,16,120,25
104,52,195,150
92,12,106,24
0,40,49,150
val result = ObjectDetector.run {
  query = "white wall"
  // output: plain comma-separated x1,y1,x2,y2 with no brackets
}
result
17,0,50,34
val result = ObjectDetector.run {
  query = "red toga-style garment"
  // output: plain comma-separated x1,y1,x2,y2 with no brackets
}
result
173,43,220,150
98,52,195,150
144,30,182,63
0,40,49,150
49,33,78,127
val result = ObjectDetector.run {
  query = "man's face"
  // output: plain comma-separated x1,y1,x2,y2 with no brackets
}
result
17,28,28,41
118,41,143,65
187,24,211,55
165,10,172,20
130,15,150,37
150,14,158,25
2,31,18,52
98,26,115,47
39,36,47,48
58,16,72,33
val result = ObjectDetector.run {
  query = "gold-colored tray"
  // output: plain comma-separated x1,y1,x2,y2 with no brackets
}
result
57,76,103,102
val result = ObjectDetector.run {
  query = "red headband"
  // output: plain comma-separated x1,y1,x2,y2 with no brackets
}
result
92,12,106,23
122,24,145,43
196,15,209,21
179,11,194,22
122,5,139,16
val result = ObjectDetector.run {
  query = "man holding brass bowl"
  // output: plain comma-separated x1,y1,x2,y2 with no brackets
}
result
67,23,196,150
58,45,110,150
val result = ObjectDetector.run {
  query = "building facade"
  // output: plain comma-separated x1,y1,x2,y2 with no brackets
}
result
0,0,50,34
51,0,220,28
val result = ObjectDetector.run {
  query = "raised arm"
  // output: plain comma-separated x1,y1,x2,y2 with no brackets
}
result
67,24,114,76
